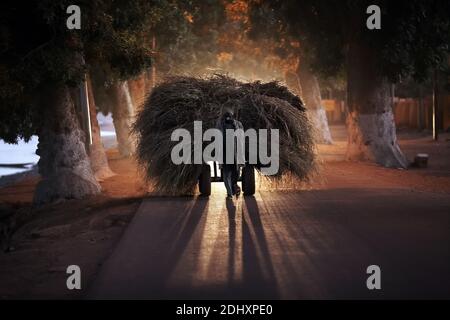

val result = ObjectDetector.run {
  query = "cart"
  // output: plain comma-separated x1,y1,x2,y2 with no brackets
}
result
198,161,255,196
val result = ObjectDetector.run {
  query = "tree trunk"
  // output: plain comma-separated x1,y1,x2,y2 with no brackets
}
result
87,76,115,181
346,43,408,168
110,81,136,157
128,74,147,111
296,65,333,144
34,85,101,204
418,85,424,130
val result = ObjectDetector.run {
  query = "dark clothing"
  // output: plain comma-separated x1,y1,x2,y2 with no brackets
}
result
216,118,245,169
217,117,244,196
222,121,235,165
222,121,239,196
223,164,238,196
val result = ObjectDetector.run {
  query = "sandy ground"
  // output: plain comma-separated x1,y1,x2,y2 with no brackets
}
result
0,125,449,299
317,126,450,193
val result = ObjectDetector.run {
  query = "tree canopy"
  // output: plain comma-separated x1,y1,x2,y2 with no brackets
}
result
154,0,226,75
249,0,450,81
0,0,169,143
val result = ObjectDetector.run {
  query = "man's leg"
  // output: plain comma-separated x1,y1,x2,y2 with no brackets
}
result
231,166,240,195
223,166,233,197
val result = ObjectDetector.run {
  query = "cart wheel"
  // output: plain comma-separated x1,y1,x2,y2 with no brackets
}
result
242,165,255,196
199,164,211,196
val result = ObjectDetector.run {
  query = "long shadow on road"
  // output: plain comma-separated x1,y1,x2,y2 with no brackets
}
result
88,188,450,299
239,196,278,299
215,197,279,299
88,194,281,299
88,196,209,299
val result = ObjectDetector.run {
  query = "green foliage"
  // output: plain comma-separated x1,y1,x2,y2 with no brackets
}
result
0,0,160,143
155,0,226,75
249,0,450,82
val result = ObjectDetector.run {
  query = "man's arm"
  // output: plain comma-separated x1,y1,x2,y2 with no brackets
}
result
236,120,246,166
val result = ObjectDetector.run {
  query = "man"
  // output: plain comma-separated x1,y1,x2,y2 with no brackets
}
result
217,108,244,199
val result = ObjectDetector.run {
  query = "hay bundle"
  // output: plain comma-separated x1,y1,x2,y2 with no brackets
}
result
133,75,316,194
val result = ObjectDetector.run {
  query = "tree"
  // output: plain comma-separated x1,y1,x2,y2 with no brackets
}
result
33,84,101,203
250,0,450,168
87,76,115,181
110,81,136,157
153,0,226,75
245,1,334,144
284,57,333,144
0,0,157,203
88,1,206,157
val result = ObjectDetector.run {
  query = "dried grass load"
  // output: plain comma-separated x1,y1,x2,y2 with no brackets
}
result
133,75,317,194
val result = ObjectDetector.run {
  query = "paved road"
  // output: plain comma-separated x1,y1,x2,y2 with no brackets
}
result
88,182,450,299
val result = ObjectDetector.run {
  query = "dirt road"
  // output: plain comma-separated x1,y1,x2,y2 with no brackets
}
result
2,125,449,299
